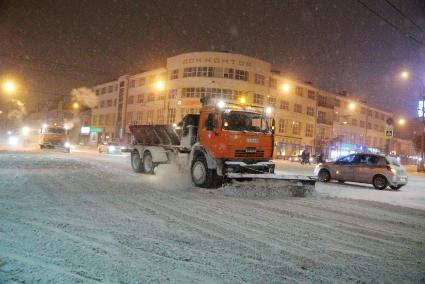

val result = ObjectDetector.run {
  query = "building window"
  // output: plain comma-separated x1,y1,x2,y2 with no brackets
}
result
127,96,134,104
168,108,176,124
157,109,165,124
278,119,288,134
292,121,301,135
136,111,143,122
361,107,366,114
367,122,372,129
182,88,196,98
95,89,100,96
235,69,249,81
170,69,179,80
280,100,289,110
169,89,177,99
294,104,302,113
105,114,110,126
360,120,365,127
107,99,112,107
99,115,104,125
334,99,340,107
255,74,265,85
137,94,144,103
101,87,106,94
147,110,154,124
183,67,196,77
267,97,276,106
108,85,113,93
138,77,146,86
306,106,315,116
92,115,98,126
318,111,326,122
306,123,314,137
269,78,277,89
352,119,358,126
147,93,155,102
100,100,106,108
367,109,372,116
295,86,303,96
129,80,135,88
113,99,117,106
253,94,264,104
223,68,234,79
307,90,316,100
127,111,134,124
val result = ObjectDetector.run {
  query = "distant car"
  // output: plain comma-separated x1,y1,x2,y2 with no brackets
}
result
288,155,301,162
314,153,408,190
98,142,125,154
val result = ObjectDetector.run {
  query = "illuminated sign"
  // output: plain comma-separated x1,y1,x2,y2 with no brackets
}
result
419,101,424,117
80,126,90,135
90,127,103,133
182,57,252,67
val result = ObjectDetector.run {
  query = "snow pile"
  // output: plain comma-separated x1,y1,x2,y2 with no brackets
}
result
219,179,315,198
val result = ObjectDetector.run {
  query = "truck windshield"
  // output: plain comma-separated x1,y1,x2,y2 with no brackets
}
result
222,111,269,133
45,128,65,134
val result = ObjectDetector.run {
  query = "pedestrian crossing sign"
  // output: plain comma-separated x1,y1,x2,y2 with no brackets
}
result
385,127,393,139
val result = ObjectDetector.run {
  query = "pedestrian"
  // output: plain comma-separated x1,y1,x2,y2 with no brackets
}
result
306,150,311,165
317,152,324,164
301,149,306,165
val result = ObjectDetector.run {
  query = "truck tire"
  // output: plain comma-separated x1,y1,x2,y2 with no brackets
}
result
191,156,222,188
142,151,156,174
131,151,144,173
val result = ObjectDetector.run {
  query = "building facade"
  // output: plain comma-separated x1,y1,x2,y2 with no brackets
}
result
88,51,411,159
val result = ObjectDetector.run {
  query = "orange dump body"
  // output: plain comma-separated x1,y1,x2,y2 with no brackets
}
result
198,105,274,160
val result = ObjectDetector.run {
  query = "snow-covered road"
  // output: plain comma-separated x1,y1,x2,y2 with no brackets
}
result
0,149,424,283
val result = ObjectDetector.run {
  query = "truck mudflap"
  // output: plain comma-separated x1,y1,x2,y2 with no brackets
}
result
225,173,317,197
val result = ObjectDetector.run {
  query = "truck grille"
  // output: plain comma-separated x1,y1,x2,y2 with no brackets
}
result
235,149,264,158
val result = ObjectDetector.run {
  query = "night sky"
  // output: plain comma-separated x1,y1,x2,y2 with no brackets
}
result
1,0,425,116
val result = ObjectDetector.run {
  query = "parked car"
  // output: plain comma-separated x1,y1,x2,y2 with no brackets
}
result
314,153,408,190
98,141,125,154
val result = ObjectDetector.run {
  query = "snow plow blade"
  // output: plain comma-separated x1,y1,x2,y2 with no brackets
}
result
224,173,317,197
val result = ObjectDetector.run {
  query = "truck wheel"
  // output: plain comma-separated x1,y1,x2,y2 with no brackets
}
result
191,156,221,188
143,151,155,174
131,151,144,173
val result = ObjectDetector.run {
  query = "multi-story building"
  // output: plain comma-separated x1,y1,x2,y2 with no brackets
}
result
87,51,411,159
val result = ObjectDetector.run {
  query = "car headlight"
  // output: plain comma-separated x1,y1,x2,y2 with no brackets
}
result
64,142,71,148
8,136,19,146
108,145,116,151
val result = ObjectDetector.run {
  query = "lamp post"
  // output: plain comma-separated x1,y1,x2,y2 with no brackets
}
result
400,71,425,172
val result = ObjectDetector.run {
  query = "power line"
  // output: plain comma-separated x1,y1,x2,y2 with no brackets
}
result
354,0,425,48
383,0,425,35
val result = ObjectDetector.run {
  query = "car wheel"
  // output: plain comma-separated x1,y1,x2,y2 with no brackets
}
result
337,180,345,183
373,175,388,190
131,151,144,173
143,151,155,174
318,169,331,182
390,185,403,190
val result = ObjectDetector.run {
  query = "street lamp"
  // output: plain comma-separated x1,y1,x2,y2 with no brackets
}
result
154,79,165,92
73,102,80,109
2,80,17,94
348,102,356,110
398,118,406,126
280,82,290,93
400,70,425,172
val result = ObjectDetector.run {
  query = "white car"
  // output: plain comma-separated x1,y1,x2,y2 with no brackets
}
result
98,142,125,154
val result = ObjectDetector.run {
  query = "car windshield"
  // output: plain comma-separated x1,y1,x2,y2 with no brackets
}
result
386,156,401,167
222,111,269,133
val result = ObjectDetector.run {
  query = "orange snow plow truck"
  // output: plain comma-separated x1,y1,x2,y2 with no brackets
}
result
129,97,316,194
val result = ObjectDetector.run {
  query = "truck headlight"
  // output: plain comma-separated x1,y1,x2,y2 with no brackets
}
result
8,136,19,146
64,142,71,148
